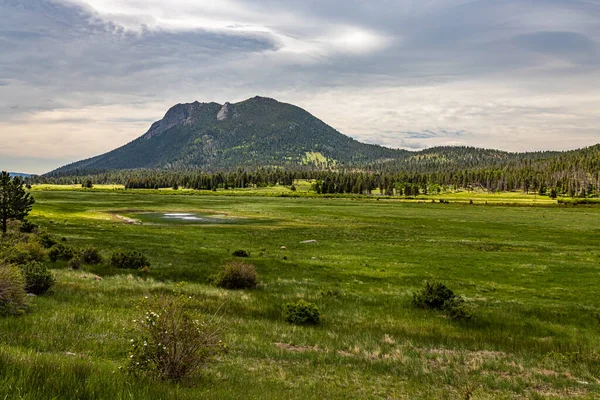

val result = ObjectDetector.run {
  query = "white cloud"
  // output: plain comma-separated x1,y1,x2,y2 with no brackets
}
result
1,0,600,173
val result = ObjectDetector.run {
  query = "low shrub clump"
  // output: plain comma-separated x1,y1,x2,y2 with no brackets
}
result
19,220,38,233
231,249,249,257
110,250,149,269
283,299,320,325
0,265,27,316
69,256,82,270
2,241,46,265
212,260,258,289
20,262,55,295
36,232,57,249
48,244,75,262
80,246,103,265
127,295,226,381
412,281,472,320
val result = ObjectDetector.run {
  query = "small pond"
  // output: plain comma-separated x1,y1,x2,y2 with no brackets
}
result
125,212,251,225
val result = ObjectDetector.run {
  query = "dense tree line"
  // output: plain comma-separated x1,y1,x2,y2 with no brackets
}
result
37,145,600,197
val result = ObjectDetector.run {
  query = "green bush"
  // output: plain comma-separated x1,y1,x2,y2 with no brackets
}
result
36,232,57,249
0,265,27,316
2,241,46,265
48,244,75,262
21,262,55,295
412,281,455,310
80,246,103,265
110,250,149,269
443,296,472,320
19,220,37,233
212,261,258,289
231,249,250,258
69,256,82,270
127,295,225,381
412,281,472,320
283,299,320,325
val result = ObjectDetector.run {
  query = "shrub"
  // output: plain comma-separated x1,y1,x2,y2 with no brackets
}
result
21,262,55,295
0,265,27,316
443,296,472,320
80,246,103,265
48,244,75,262
412,281,455,310
231,249,249,258
283,299,320,325
19,220,37,233
69,256,82,270
212,261,258,289
110,250,149,269
412,281,472,320
127,295,225,381
2,241,46,265
36,232,57,249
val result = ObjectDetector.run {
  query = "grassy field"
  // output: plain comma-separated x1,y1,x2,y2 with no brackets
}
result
31,182,561,205
1,189,600,399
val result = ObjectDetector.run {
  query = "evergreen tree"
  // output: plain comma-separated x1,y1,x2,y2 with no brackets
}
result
0,171,35,233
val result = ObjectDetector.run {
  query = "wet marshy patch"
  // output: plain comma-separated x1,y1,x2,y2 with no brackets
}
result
120,211,256,225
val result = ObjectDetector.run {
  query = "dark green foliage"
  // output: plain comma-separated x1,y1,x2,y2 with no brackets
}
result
2,241,46,265
80,246,102,265
48,244,75,262
68,257,82,270
212,261,258,289
20,262,54,295
82,179,93,189
232,249,249,258
19,220,37,233
110,250,149,269
36,232,57,249
283,299,320,325
0,171,35,233
412,281,472,320
412,281,455,310
0,265,27,316
443,296,472,320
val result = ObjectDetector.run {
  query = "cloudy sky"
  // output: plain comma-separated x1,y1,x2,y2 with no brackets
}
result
1,0,600,173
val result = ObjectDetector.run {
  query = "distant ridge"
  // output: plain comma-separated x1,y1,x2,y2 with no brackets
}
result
8,172,33,178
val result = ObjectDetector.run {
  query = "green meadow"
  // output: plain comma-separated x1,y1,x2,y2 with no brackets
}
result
2,188,600,399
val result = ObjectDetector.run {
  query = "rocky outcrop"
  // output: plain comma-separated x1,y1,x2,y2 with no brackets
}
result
143,102,202,139
217,102,237,121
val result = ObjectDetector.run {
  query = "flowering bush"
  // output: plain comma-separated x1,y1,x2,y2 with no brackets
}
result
126,295,226,381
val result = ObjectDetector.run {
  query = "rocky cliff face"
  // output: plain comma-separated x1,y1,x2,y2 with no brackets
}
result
143,102,204,139
217,102,235,121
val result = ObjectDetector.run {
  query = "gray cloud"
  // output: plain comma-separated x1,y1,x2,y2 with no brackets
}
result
1,0,600,173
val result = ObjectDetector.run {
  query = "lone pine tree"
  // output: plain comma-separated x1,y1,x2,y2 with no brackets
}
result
0,171,35,233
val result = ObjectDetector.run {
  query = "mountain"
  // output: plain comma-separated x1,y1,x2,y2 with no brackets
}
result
49,96,406,175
